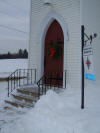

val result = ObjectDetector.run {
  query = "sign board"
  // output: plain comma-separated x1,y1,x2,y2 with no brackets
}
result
83,44,95,81
83,44,93,56
85,73,95,81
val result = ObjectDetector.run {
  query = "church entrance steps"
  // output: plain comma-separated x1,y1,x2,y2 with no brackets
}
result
5,85,39,108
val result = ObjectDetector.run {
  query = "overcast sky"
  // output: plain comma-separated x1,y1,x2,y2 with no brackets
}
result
0,0,30,53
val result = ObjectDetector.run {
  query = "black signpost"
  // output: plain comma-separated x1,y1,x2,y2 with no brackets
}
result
81,25,84,109
81,25,97,109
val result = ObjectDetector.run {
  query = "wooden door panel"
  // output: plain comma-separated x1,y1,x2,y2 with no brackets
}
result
44,20,64,86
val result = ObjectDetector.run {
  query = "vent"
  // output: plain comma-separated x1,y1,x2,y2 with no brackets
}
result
43,0,52,5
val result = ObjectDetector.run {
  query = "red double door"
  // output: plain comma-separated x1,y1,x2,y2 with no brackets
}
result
44,20,64,86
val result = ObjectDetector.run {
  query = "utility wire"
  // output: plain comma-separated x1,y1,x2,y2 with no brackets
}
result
0,24,28,34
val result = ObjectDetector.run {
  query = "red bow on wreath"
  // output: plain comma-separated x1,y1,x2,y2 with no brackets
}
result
49,47,56,58
48,41,63,60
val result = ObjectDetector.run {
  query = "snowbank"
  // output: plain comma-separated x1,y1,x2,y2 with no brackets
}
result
1,82,100,133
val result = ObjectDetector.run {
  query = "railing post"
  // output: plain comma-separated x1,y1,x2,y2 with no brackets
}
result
34,69,36,83
27,69,29,85
11,76,12,92
65,70,67,88
27,69,28,85
23,69,25,85
16,69,18,87
31,69,32,84
38,85,40,99
19,69,21,86
8,78,9,97
14,73,15,90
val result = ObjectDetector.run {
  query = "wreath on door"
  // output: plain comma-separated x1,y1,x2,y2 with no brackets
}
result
48,41,63,60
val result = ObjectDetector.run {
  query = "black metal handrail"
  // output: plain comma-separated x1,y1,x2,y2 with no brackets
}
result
8,69,36,97
37,70,67,98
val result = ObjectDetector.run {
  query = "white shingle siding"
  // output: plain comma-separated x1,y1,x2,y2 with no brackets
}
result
29,0,81,89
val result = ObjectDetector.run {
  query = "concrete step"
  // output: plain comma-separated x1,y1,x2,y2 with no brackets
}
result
17,88,40,97
12,94,37,103
5,85,40,108
5,100,34,108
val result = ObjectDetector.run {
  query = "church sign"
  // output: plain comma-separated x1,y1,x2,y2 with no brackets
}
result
83,44,93,56
83,44,95,81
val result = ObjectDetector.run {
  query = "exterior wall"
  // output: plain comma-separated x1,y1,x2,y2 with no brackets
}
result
29,0,81,89
81,0,100,80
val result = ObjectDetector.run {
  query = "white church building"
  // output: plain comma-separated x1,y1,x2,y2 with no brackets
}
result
28,0,100,89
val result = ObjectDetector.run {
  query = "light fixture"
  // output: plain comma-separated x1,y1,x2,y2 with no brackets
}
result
43,0,52,6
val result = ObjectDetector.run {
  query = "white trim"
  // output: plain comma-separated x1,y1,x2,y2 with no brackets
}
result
38,11,68,88
28,0,32,68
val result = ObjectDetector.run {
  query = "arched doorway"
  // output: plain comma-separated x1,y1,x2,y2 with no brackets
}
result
44,20,64,86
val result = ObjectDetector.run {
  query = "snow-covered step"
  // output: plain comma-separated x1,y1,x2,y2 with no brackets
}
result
5,100,34,108
19,85,38,90
17,88,40,97
11,94,37,103
4,85,40,108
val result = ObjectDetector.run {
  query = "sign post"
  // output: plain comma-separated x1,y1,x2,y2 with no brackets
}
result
81,25,97,109
83,44,95,81
81,25,84,109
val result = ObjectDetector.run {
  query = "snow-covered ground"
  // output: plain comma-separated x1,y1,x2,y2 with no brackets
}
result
0,59,28,78
0,59,100,133
0,82,7,106
0,59,28,131
0,59,28,105
0,80,100,133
